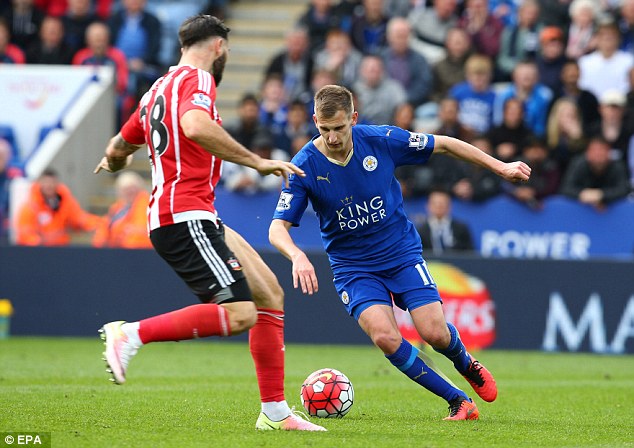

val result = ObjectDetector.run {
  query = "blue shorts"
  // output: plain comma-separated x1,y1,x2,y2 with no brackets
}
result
333,261,442,320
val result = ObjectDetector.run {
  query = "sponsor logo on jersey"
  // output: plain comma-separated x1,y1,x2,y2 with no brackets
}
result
408,132,428,150
227,258,242,271
276,192,293,211
317,172,331,183
341,291,350,305
192,93,212,110
363,156,378,171
337,195,387,230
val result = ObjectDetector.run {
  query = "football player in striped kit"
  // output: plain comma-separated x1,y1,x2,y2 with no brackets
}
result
95,14,325,431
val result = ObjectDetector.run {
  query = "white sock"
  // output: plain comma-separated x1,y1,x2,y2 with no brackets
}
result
261,400,291,421
121,322,143,348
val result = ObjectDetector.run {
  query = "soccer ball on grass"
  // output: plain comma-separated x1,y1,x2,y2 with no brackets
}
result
300,368,354,418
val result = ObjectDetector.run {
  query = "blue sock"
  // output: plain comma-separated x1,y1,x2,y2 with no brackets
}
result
434,323,471,373
386,338,467,402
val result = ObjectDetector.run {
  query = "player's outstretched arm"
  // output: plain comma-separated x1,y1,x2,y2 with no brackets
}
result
94,133,143,174
181,110,304,187
269,219,319,295
433,135,531,183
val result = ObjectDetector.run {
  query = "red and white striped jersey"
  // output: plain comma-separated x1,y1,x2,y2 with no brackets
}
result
121,65,223,231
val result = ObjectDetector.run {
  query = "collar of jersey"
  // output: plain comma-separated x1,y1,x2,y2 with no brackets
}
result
324,145,354,166
169,64,197,72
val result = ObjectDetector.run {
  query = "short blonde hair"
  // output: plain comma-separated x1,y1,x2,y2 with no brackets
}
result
465,54,492,75
314,84,354,119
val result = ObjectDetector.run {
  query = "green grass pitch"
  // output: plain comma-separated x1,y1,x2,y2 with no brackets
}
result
0,337,632,448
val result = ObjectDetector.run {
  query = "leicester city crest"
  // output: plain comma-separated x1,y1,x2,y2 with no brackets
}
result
363,156,378,171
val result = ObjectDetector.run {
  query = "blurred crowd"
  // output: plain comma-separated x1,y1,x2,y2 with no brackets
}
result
243,0,634,213
1,0,634,247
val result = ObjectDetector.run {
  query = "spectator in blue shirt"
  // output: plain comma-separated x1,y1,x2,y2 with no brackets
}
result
349,0,389,55
449,54,497,134
494,60,553,137
109,0,161,97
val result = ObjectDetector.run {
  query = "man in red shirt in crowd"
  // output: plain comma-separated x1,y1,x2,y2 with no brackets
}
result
94,14,325,432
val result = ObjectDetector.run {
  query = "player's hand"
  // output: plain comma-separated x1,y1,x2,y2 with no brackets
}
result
291,252,319,295
500,161,531,183
93,154,134,174
255,159,305,188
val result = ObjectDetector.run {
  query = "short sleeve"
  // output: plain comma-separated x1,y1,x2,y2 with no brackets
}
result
382,126,435,166
178,69,216,118
272,174,309,226
120,104,146,145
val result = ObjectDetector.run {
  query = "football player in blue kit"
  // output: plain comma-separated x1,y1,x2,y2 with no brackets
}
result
269,85,532,420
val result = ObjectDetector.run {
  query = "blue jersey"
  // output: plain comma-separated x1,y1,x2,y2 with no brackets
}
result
273,124,435,274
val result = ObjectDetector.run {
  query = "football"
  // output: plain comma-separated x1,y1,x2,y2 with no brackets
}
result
300,368,354,418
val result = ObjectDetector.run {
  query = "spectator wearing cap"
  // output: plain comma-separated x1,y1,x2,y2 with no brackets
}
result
560,136,630,210
587,89,634,162
536,26,568,95
578,21,634,99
